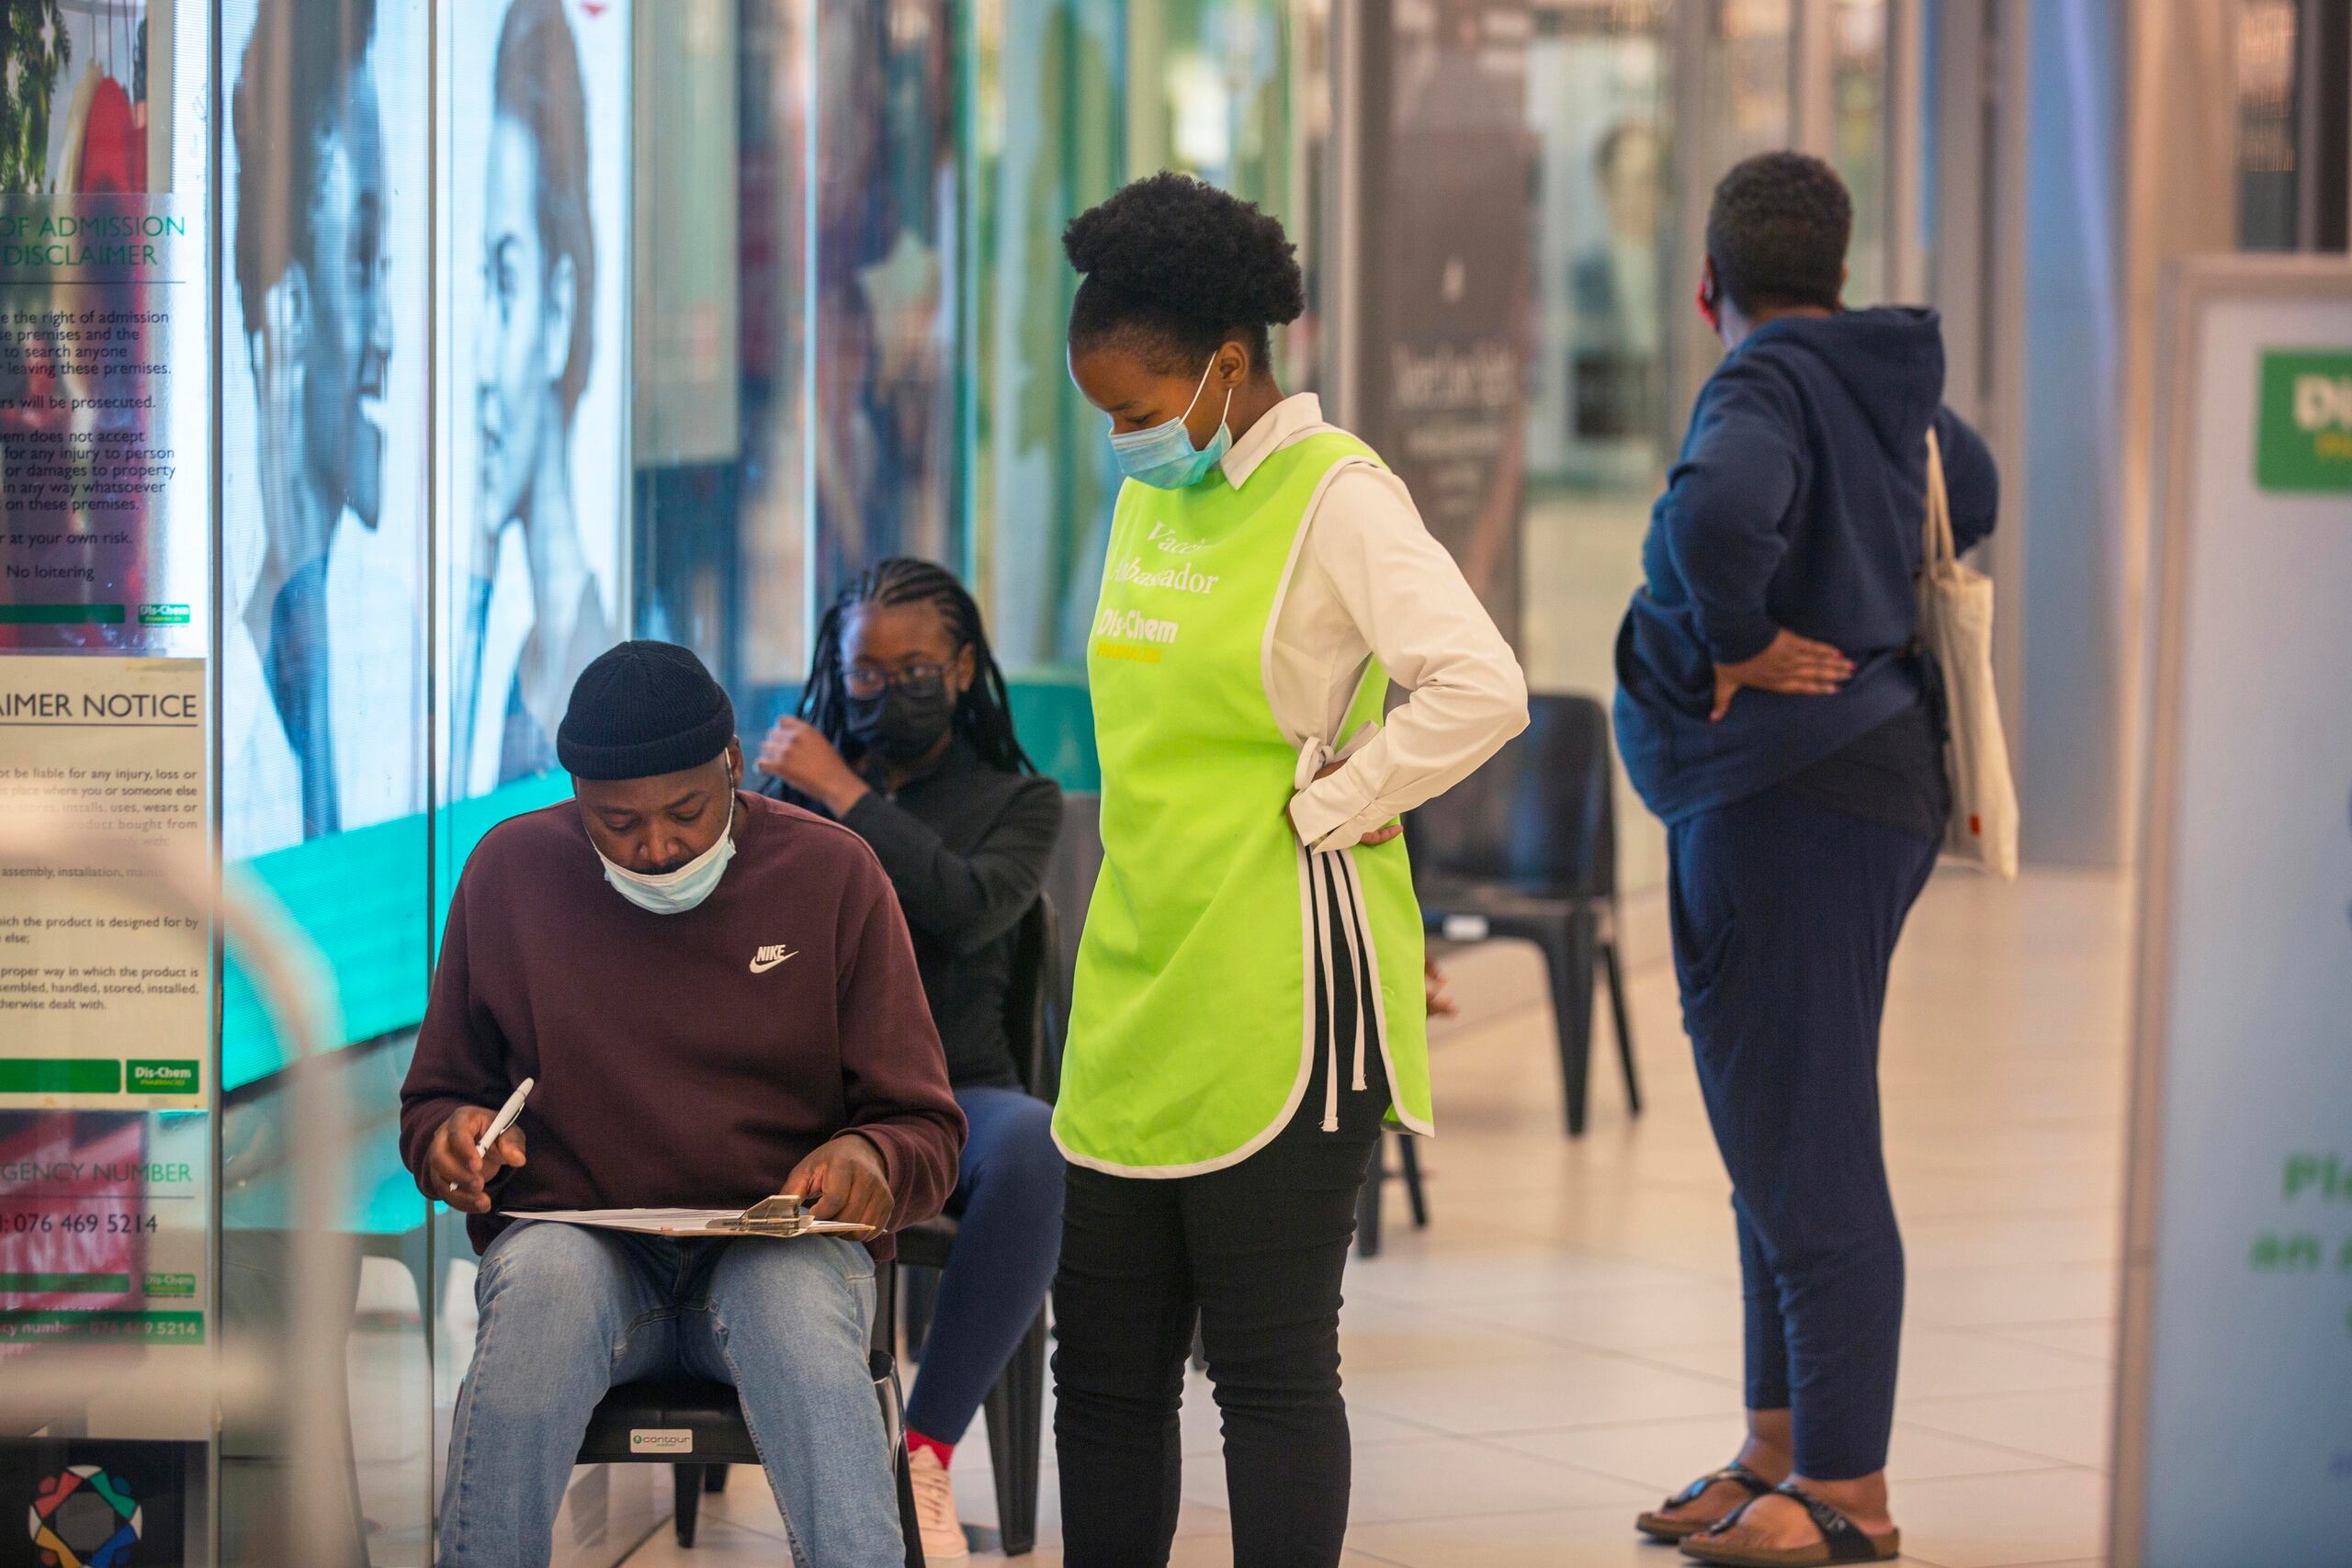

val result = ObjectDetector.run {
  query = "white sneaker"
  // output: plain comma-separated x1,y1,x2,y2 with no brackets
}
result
907,1446,969,1560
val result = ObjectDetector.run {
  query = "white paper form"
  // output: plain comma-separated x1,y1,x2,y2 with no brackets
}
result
501,1206,877,1240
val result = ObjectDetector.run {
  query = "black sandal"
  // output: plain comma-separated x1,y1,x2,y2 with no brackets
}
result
1678,1482,1900,1565
1634,1463,1775,1542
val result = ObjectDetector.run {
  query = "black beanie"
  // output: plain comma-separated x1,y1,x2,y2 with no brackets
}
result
556,641,737,782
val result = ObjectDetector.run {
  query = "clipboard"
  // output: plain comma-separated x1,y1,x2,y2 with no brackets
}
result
502,1195,880,1241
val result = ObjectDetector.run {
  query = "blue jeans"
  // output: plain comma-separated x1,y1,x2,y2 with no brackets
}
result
438,1220,901,1568
902,1086,1065,1445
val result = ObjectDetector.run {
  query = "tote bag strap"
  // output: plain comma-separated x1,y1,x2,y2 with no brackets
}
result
1923,425,1956,570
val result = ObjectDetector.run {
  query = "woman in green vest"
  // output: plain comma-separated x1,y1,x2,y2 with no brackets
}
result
1052,173,1528,1568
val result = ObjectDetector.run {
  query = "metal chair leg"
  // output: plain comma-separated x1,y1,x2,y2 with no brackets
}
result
874,1348,925,1568
673,1462,704,1546
1354,1140,1385,1258
1603,939,1642,1115
981,1312,1047,1553
1542,914,1600,1136
1398,1134,1429,1228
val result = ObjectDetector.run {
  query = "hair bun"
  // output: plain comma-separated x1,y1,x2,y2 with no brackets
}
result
1064,172,1305,332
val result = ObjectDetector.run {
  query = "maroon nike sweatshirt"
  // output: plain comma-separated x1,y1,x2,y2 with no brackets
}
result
398,791,966,1259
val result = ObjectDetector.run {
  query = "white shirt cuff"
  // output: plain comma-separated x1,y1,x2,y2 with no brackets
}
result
1288,767,1380,852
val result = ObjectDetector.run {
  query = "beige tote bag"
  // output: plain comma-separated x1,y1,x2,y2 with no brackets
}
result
1919,428,2018,879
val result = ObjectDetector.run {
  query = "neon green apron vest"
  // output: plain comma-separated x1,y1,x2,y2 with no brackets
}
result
1054,432,1432,1176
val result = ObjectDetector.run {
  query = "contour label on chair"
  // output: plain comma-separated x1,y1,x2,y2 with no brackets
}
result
628,1429,695,1454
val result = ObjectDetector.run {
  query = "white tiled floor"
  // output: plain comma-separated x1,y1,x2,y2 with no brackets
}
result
623,868,2134,1567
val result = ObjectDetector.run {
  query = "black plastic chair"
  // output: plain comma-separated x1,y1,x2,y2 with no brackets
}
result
1354,1130,1428,1258
891,893,1064,1555
577,1264,924,1562
1408,692,1641,1136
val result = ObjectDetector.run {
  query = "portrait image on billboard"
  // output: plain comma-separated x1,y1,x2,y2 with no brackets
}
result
218,0,430,859
441,0,630,799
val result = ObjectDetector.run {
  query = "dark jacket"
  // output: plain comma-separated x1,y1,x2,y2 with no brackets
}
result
1613,307,1998,823
769,739,1061,1091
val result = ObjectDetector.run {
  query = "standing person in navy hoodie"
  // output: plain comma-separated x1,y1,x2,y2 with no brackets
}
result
1613,152,1997,1567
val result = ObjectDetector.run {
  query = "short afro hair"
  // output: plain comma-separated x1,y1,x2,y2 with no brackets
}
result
1064,172,1306,374
1706,152,1851,316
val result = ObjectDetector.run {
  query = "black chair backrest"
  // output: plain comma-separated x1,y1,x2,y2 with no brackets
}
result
1002,893,1067,1105
1408,692,1617,899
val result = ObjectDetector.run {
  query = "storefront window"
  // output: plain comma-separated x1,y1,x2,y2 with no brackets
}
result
1832,0,1889,301
1522,0,1676,895
216,0,437,1555
966,0,1323,686
2233,0,2301,250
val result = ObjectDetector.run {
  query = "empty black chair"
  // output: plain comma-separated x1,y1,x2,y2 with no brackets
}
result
891,893,1064,1555
577,1261,925,1562
1408,692,1641,1136
1353,1127,1429,1258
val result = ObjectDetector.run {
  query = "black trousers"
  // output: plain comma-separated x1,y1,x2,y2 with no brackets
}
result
1668,784,1939,1480
1053,861,1390,1568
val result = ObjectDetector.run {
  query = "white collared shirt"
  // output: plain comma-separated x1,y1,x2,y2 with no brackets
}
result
1221,393,1530,851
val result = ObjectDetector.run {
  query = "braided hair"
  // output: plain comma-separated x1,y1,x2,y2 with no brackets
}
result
799,558,1036,775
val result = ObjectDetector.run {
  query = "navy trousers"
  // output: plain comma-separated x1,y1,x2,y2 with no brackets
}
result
1668,784,1939,1480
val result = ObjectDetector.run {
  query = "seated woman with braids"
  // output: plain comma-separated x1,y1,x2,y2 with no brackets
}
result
756,558,1062,1562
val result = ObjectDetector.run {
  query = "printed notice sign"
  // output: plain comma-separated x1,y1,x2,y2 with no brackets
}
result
0,196,197,650
0,657,207,1111
2119,265,2352,1568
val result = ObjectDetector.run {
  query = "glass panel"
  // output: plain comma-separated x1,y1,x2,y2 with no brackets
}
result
808,1,959,592
432,0,643,1557
216,0,436,1556
967,0,1319,683
2233,0,2301,250
1831,0,1889,302
1522,0,1675,896
632,0,808,735
1712,0,1794,162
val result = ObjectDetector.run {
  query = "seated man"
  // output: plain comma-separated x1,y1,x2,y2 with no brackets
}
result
400,640,964,1568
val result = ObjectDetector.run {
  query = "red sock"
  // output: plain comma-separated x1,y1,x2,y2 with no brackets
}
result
907,1428,955,1469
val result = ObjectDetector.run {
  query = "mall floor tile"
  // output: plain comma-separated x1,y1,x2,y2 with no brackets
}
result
616,868,2132,1568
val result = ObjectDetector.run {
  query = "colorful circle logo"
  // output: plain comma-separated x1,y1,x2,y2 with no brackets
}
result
28,1466,141,1568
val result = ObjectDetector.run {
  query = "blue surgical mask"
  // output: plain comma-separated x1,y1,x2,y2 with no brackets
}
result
1108,360,1232,490
597,796,737,915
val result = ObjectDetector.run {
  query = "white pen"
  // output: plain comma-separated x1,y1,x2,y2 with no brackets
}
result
475,1077,536,1159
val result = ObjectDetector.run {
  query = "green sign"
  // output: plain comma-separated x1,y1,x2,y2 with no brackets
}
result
141,1273,197,1299
137,604,192,626
0,1274,130,1293
0,1059,119,1095
0,1309,203,1344
125,1059,198,1094
2256,349,2352,492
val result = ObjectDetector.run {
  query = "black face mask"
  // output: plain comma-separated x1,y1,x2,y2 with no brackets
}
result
846,682,956,765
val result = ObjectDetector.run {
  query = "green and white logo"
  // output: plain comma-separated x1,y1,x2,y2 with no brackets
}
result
2256,350,2352,493
136,604,191,626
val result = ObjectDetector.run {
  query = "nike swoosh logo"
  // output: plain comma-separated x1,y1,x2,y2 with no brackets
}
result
749,950,797,975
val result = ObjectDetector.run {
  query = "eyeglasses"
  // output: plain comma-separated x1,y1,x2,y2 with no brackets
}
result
843,661,952,700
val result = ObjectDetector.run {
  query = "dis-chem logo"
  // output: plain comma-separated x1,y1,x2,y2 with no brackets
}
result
27,1466,142,1568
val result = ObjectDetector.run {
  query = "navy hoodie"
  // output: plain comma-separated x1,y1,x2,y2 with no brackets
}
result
1613,307,1998,824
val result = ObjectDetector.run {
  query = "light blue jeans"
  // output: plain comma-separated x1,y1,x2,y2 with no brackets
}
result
437,1220,900,1568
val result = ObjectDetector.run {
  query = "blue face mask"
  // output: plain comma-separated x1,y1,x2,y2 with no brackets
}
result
1107,360,1232,490
597,795,737,915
